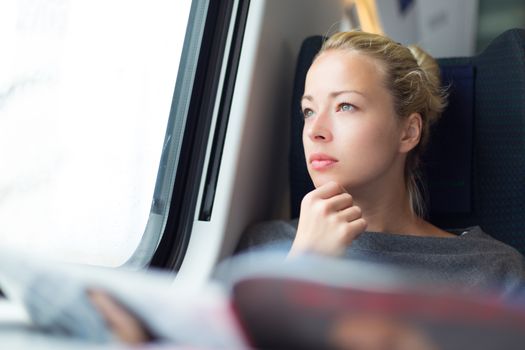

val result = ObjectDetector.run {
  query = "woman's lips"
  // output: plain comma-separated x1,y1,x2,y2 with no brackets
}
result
309,153,338,170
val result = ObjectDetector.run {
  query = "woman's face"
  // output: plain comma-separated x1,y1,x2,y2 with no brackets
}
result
302,50,404,192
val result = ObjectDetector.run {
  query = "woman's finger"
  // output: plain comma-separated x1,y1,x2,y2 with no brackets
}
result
325,192,353,212
338,205,362,222
88,289,151,344
312,181,347,200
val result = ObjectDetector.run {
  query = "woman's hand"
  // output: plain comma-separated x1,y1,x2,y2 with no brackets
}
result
88,289,152,344
289,181,367,257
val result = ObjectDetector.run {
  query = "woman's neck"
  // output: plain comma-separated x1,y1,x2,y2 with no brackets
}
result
350,174,449,237
354,190,417,235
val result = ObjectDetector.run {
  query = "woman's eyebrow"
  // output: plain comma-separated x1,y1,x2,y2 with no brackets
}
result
301,90,366,102
330,90,366,99
301,95,314,102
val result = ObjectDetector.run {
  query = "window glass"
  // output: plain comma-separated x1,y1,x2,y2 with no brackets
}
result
0,0,192,266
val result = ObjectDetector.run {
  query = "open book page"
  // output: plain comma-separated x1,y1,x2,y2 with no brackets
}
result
0,248,249,349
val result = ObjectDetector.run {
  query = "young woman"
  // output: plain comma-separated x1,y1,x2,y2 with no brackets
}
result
239,31,525,293
88,31,525,344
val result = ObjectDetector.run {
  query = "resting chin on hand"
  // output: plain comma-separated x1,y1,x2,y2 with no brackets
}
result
289,181,367,258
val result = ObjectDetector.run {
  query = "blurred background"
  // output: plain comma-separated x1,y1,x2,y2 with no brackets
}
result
344,0,525,57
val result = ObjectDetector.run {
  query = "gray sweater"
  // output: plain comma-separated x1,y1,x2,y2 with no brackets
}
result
237,219,525,296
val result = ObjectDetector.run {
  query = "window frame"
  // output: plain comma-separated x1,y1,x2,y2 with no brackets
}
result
137,0,250,270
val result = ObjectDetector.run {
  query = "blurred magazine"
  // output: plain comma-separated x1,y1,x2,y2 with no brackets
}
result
1,249,525,350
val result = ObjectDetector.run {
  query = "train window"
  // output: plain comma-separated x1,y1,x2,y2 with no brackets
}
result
0,0,191,266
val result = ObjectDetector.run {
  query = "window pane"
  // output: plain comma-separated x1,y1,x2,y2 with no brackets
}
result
0,0,192,266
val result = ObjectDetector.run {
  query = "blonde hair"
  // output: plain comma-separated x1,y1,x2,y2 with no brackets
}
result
317,31,447,217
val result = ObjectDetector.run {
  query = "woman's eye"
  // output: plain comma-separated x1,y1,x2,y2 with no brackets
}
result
302,108,314,119
338,103,355,112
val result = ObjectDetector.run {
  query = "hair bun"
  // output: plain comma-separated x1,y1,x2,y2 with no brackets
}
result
407,45,441,90
406,45,446,126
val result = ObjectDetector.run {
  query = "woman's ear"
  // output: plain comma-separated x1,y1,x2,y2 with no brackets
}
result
399,113,422,154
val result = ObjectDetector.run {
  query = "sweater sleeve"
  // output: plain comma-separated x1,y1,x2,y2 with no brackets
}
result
235,219,298,253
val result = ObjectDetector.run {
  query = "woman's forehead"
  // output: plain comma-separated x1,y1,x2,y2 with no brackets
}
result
304,50,387,98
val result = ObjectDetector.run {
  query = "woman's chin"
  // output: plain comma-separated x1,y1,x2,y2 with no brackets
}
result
311,175,358,193
312,176,345,189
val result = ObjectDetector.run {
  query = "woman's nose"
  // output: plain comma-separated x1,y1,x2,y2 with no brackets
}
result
306,112,333,142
